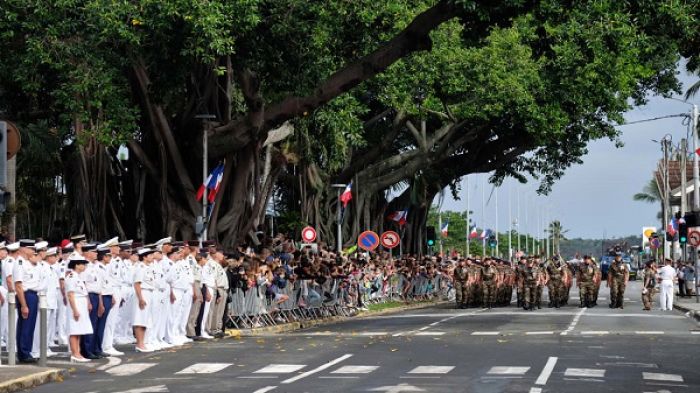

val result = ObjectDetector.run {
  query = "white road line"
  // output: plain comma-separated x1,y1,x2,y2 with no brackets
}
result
635,331,664,335
525,331,554,335
642,372,684,382
407,366,454,374
356,332,389,336
175,363,232,374
487,366,530,375
690,331,700,334
535,357,558,386
281,354,353,384
414,332,446,336
397,315,462,337
237,376,278,379
580,331,609,335
318,376,360,379
332,366,378,374
96,356,122,371
254,364,306,374
106,363,157,377
561,308,585,336
112,386,168,393
472,331,500,336
252,386,277,393
529,388,542,393
564,368,606,378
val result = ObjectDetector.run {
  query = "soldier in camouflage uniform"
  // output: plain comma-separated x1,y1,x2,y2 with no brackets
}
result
481,258,498,309
453,260,469,308
535,258,547,309
515,257,526,307
607,253,629,309
522,259,539,310
577,256,596,308
561,261,573,305
495,261,506,306
504,262,515,306
468,259,482,308
591,258,601,306
641,261,656,311
546,257,565,308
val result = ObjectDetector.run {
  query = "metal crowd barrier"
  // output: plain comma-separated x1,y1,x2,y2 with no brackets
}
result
225,273,452,330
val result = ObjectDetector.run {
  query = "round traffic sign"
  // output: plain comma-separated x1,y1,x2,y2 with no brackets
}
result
358,230,380,251
380,231,400,249
689,230,700,247
301,226,317,242
650,237,661,249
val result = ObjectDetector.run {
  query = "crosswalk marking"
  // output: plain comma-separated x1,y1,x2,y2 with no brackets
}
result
690,331,700,334
254,364,306,374
407,366,454,374
564,368,606,378
414,332,445,336
642,372,684,382
635,331,664,335
332,366,379,374
487,366,530,375
471,331,499,336
106,363,157,376
580,331,609,335
525,331,554,335
175,363,232,374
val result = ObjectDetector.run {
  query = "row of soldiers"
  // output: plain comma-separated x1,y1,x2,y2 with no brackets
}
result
453,255,606,310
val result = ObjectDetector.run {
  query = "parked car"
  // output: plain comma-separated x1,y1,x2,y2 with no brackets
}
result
599,255,636,280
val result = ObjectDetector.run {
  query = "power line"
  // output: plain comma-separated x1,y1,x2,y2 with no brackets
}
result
616,113,688,127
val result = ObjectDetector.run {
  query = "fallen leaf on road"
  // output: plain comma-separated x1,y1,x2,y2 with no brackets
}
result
391,348,398,352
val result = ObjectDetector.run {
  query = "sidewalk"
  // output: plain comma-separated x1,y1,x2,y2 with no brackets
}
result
0,365,64,393
673,295,700,322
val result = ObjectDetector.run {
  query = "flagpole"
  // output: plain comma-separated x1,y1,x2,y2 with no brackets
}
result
438,209,443,257
516,187,520,255
466,176,470,257
482,175,486,257
508,182,512,261
495,185,499,258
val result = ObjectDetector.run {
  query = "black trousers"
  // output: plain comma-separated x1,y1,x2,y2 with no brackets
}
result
678,279,686,297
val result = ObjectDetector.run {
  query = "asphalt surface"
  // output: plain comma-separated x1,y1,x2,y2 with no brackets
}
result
25,281,700,393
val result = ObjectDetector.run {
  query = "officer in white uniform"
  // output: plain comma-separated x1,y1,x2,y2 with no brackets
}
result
200,253,217,338
13,239,40,363
101,237,124,356
115,240,135,344
31,243,58,358
80,243,103,359
55,242,74,346
169,243,194,345
0,241,9,347
658,258,677,311
145,244,167,350
133,248,157,352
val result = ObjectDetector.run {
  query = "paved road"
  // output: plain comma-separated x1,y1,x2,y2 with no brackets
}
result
28,281,700,393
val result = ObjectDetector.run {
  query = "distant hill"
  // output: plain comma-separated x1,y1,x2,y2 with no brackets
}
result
558,236,643,259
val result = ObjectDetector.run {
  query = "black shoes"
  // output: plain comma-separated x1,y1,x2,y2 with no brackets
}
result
19,357,38,364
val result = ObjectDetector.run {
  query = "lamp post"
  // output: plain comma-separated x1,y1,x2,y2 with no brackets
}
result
195,114,216,242
331,183,347,254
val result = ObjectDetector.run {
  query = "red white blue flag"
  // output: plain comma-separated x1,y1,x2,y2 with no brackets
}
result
387,210,408,226
196,163,225,202
340,182,353,208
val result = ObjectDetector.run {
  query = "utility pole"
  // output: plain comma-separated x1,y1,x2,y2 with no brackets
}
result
466,176,470,257
693,104,700,303
508,183,512,261
331,184,346,254
662,138,671,260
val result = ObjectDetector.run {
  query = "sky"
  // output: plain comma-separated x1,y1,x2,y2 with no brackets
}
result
441,68,700,240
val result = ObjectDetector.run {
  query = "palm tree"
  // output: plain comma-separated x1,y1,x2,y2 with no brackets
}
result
546,220,569,255
633,178,664,229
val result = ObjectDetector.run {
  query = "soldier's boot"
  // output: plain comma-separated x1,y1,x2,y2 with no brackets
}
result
554,299,560,309
579,300,585,308
548,300,554,308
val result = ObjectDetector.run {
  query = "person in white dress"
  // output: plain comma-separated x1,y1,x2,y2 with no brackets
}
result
133,248,156,352
65,256,92,363
658,259,677,311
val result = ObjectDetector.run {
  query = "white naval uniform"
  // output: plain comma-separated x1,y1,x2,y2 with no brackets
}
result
168,257,194,343
99,260,119,351
1,256,16,345
132,262,156,328
160,256,177,344
200,259,217,335
65,270,92,335
658,265,676,310
145,258,167,346
31,260,57,357
53,259,69,345
117,258,136,343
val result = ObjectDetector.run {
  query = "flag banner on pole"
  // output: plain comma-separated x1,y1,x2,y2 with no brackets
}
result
469,225,479,239
387,210,408,226
340,181,353,207
440,221,449,237
480,228,492,239
196,163,225,201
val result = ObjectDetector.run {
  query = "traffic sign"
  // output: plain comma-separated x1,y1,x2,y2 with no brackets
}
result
358,230,380,251
380,231,400,249
301,226,317,243
650,237,661,249
689,229,700,247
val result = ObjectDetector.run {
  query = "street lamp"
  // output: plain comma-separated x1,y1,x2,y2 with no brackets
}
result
331,183,347,254
195,113,216,242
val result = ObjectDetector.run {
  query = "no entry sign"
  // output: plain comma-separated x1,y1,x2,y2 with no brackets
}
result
301,226,317,243
689,229,700,247
358,231,380,251
380,231,400,249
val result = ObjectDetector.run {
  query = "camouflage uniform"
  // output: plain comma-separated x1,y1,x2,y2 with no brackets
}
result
641,266,655,310
608,261,628,309
504,264,515,306
522,264,539,310
546,260,565,308
453,264,469,308
577,262,596,307
535,263,547,309
468,264,482,307
515,262,525,307
592,262,601,306
481,264,497,308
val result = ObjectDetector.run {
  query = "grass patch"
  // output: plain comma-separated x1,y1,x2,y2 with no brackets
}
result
367,301,405,312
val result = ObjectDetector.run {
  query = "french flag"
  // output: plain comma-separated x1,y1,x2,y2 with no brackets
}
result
340,181,353,208
440,221,449,237
387,210,408,226
480,229,491,239
196,163,225,202
468,225,479,239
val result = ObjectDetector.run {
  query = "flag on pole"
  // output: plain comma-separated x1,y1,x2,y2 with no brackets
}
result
340,181,353,208
196,163,225,202
468,225,479,239
440,221,449,237
667,217,678,236
387,210,408,226
480,228,492,239
207,166,225,203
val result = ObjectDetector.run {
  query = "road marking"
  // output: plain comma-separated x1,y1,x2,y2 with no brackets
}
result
397,315,462,337
106,363,157,376
332,366,379,374
357,332,389,336
255,364,306,374
112,386,168,393
690,331,700,334
561,308,585,336
529,388,542,393
525,331,554,335
487,366,530,375
599,362,657,368
97,356,122,371
535,357,558,386
635,331,664,335
252,387,277,393
237,376,278,379
580,331,609,335
642,372,684,382
414,332,445,336
281,354,353,384
319,376,361,379
407,366,454,374
564,368,606,378
367,383,425,392
175,363,232,374
472,331,499,336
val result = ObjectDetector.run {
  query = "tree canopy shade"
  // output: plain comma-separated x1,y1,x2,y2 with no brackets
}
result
0,1,697,249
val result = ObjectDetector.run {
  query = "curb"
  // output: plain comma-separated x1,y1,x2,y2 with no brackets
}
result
0,369,65,393
226,300,448,337
674,303,700,322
